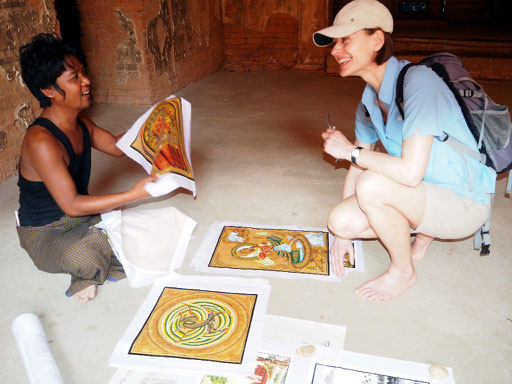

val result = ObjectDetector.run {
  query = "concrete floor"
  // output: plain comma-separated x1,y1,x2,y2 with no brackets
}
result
1,70,511,383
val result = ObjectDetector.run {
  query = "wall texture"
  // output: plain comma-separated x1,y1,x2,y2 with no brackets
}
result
221,0,327,72
0,0,58,183
77,0,224,104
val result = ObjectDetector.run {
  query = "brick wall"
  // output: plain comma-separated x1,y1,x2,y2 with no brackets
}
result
445,0,492,21
77,0,224,104
0,0,58,183
333,1,493,20
221,0,327,72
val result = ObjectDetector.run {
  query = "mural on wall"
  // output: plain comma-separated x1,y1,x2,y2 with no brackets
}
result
0,0,57,181
220,0,325,71
147,0,210,76
114,8,142,84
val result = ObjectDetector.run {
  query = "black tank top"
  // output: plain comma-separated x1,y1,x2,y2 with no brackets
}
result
17,117,92,226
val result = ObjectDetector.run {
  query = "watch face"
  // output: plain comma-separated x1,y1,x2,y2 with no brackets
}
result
351,147,361,164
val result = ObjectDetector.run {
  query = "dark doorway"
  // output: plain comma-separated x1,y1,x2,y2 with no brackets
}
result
54,0,86,60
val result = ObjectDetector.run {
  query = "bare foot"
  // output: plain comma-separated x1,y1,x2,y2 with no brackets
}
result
411,234,434,261
354,267,417,301
76,285,98,303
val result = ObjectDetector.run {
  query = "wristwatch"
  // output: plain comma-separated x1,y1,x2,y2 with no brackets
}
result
350,146,363,165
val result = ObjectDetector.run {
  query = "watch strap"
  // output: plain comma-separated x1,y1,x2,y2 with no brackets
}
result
351,146,363,165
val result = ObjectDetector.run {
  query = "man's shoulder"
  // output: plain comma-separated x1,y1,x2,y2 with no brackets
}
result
23,123,64,156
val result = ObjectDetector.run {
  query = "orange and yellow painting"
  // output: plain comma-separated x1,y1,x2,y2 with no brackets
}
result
129,287,257,364
130,98,194,179
208,226,335,276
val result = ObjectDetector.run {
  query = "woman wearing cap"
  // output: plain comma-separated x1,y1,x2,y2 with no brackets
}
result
315,0,495,301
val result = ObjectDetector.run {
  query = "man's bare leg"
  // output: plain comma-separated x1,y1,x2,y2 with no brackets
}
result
411,234,434,261
76,284,97,303
352,171,426,301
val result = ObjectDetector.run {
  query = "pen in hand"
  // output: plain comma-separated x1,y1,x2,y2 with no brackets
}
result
327,113,341,163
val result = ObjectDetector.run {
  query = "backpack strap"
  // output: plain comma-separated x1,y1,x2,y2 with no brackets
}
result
362,104,371,122
395,62,418,120
473,193,494,256
506,169,512,195
395,61,485,192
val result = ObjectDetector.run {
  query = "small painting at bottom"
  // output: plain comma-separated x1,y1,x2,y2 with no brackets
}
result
201,352,291,384
311,363,429,384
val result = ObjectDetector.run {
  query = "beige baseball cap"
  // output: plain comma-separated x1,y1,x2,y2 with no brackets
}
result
313,0,393,47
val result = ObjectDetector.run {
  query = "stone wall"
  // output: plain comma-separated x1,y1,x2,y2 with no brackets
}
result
77,0,224,104
221,0,327,72
0,0,58,183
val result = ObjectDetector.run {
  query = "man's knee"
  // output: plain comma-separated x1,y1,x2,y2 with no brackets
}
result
61,246,111,280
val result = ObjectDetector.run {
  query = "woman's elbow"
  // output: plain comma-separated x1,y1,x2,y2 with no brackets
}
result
401,167,425,188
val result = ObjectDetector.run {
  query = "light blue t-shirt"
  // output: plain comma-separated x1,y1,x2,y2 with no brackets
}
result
355,56,496,204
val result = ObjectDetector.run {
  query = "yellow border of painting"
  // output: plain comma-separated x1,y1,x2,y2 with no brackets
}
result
130,98,194,180
129,288,257,364
208,226,331,276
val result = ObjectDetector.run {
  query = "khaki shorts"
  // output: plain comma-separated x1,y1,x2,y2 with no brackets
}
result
413,182,491,239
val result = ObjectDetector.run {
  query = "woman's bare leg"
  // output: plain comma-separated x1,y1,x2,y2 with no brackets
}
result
353,171,427,301
411,234,434,261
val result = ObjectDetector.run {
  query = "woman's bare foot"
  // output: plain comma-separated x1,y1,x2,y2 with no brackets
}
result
411,234,434,261
76,285,98,303
354,267,417,301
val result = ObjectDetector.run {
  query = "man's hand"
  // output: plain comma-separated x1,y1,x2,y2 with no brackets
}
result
330,236,354,277
129,175,158,199
322,128,356,162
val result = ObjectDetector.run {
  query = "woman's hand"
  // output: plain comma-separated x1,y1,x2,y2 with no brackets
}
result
330,236,355,277
322,128,356,162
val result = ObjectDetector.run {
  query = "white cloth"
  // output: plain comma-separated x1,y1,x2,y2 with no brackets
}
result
97,206,196,288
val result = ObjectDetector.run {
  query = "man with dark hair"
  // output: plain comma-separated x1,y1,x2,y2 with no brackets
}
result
16,34,155,303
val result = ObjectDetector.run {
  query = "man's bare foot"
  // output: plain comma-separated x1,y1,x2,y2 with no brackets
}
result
354,267,417,301
76,285,97,303
411,234,434,261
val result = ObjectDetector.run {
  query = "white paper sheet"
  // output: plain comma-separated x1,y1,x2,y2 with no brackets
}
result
116,95,195,197
263,315,345,349
191,221,364,280
11,313,65,384
305,348,456,384
110,315,347,384
109,275,270,377
108,368,182,384
188,343,456,384
97,206,196,288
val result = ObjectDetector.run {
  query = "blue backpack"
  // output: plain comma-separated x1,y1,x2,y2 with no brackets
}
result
395,53,512,255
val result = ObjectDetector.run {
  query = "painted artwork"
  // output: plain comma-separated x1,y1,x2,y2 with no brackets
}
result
311,363,429,384
201,352,291,384
208,226,338,275
130,97,194,180
129,287,257,364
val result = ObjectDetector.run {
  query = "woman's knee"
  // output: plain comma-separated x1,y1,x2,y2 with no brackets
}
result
355,170,388,208
328,206,350,237
328,200,366,238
